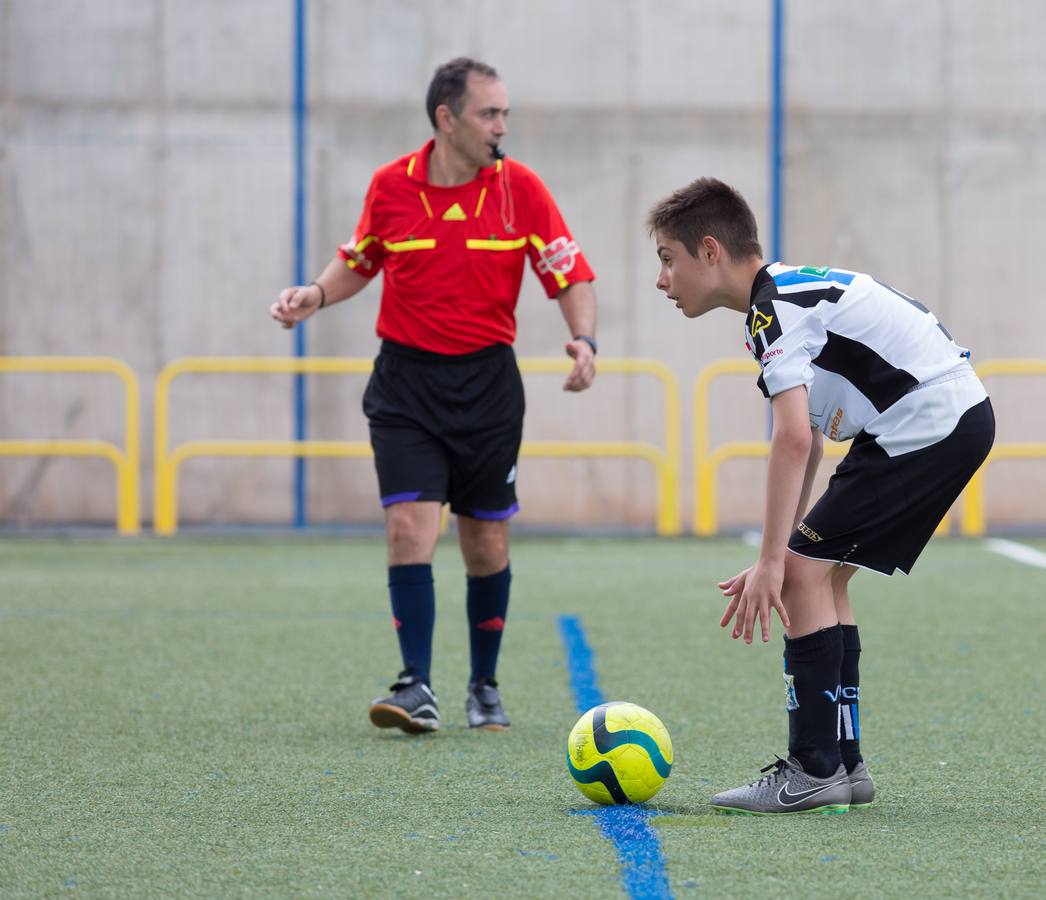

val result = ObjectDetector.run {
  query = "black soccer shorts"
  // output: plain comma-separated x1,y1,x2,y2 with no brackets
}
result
788,398,995,575
362,340,524,520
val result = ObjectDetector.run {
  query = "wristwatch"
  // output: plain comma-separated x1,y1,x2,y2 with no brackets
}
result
573,335,598,355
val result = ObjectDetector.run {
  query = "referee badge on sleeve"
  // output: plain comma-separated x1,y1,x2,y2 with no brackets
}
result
536,236,579,275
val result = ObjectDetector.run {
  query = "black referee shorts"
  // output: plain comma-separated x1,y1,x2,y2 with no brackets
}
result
789,398,995,575
362,340,524,520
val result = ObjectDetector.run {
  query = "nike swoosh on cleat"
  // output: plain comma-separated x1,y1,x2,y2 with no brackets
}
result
777,780,847,806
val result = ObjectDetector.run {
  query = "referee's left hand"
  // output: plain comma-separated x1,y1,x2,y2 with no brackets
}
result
563,340,596,392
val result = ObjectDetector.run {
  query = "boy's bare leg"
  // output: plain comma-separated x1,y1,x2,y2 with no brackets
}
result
831,564,858,625
780,553,838,638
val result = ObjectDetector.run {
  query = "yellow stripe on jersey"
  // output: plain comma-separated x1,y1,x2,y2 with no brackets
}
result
345,234,378,269
528,234,570,289
474,187,487,217
419,191,434,219
466,237,528,251
406,156,416,177
383,239,437,252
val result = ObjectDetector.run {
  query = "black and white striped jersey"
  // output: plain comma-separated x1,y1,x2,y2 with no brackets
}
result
745,263,987,456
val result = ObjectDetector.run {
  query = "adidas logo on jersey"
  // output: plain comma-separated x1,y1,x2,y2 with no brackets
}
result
442,203,467,221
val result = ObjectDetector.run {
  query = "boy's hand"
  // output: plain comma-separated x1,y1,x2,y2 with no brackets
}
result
717,566,752,633
719,560,790,643
717,566,752,605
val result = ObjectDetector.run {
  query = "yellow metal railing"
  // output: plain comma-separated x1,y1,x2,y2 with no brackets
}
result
5,354,1036,537
154,356,682,537
693,359,953,537
961,359,1046,536
153,357,374,536
518,358,682,536
694,359,758,536
0,356,141,534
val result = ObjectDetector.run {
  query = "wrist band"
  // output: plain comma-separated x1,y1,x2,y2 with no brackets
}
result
573,334,597,355
309,280,326,309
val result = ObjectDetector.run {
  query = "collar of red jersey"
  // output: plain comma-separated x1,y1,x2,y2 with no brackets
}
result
406,139,501,185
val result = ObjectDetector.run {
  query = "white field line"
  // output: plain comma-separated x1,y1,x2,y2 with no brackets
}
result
984,538,1046,570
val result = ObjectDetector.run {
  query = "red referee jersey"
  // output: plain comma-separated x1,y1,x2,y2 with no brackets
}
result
337,140,595,355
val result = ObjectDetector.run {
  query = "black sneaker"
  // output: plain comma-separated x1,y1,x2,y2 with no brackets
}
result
465,677,510,731
369,673,440,734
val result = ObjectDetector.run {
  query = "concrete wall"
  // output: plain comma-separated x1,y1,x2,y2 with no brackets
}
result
2,0,1044,531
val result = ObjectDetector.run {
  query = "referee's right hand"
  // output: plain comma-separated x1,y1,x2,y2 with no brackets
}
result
271,284,322,329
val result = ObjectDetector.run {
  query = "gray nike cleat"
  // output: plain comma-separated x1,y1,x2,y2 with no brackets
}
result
848,761,876,808
369,672,440,734
712,755,851,815
465,677,511,730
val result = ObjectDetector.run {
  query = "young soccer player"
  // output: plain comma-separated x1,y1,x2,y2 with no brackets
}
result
647,178,995,814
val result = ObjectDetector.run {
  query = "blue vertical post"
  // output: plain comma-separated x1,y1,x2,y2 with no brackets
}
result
767,0,785,440
770,0,785,263
292,0,308,527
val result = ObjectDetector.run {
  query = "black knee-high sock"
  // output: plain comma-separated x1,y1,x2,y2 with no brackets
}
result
388,564,435,685
466,565,510,682
839,624,863,772
783,624,844,778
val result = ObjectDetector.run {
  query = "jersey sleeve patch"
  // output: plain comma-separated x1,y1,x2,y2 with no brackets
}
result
746,298,822,398
745,300,783,356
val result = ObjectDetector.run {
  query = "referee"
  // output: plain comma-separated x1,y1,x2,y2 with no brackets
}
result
272,58,597,734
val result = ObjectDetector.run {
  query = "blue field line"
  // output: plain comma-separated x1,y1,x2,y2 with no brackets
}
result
557,615,674,900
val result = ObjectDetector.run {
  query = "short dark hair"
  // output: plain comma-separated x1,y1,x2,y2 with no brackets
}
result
425,57,499,129
646,178,762,260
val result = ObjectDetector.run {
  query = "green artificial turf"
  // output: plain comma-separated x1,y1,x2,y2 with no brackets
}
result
1,536,1043,897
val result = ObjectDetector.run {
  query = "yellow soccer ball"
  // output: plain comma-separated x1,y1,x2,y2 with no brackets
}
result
566,702,673,805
